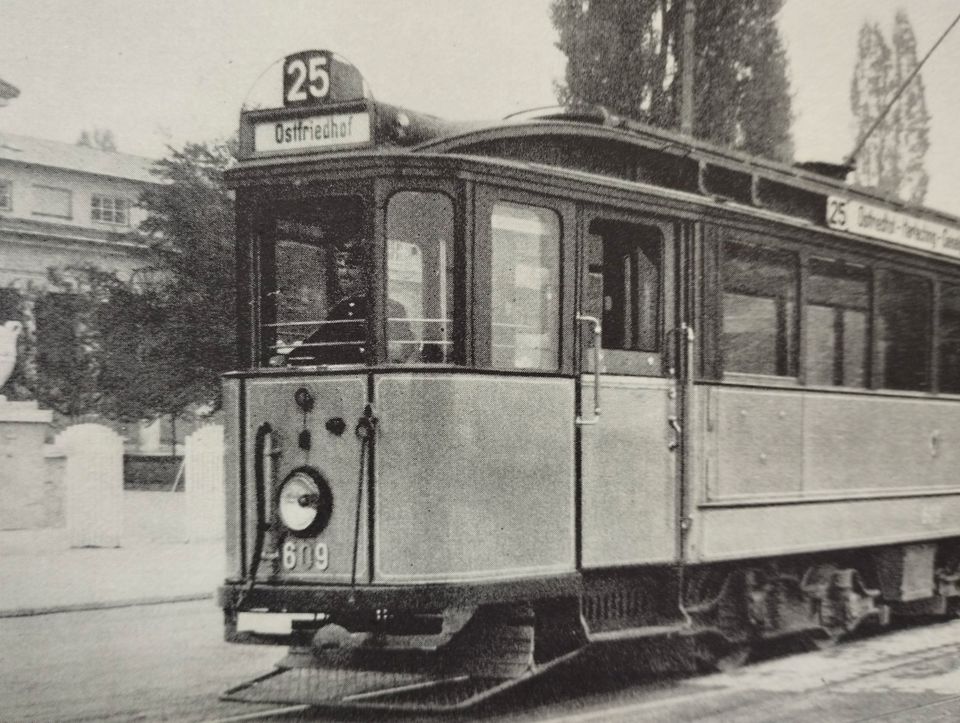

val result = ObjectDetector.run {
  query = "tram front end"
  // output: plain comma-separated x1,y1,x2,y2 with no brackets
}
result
218,172,585,710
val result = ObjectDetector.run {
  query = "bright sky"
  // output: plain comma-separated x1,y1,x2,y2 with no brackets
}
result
2,1,960,214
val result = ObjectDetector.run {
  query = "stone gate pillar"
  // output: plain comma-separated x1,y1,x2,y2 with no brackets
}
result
59,423,124,547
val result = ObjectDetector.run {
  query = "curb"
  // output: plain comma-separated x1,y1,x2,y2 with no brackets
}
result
0,592,213,619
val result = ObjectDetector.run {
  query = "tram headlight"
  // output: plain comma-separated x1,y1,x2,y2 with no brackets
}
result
277,467,333,536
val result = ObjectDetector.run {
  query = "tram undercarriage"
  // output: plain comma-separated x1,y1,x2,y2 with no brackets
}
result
220,541,960,712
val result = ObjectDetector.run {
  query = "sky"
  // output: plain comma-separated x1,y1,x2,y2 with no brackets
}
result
2,1,960,214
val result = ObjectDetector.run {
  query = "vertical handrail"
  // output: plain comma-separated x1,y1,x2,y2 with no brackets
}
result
576,314,602,426
238,422,272,609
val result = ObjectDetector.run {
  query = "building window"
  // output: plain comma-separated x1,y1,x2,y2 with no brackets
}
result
0,180,11,211
91,195,130,225
33,185,72,219
722,240,799,377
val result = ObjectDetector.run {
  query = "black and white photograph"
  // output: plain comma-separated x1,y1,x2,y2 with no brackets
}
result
3,1,960,720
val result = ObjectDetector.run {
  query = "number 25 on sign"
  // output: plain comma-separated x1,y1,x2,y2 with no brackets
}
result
284,51,330,106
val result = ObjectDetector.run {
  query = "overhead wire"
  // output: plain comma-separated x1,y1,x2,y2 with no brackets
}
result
845,9,960,166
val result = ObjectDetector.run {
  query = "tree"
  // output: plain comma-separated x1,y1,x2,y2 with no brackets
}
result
890,10,930,204
551,0,795,162
95,141,237,423
26,141,237,427
850,22,894,193
850,12,930,204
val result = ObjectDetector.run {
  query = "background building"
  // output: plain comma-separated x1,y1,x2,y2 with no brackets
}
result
0,62,160,433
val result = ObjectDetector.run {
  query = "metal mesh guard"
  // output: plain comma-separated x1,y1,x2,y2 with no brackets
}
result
222,665,511,712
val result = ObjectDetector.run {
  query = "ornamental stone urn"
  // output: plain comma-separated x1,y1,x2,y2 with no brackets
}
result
0,320,22,390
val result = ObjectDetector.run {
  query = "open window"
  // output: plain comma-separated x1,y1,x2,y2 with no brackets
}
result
582,218,663,375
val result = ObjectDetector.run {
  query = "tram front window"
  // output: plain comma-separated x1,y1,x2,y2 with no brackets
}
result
386,191,456,364
261,196,368,366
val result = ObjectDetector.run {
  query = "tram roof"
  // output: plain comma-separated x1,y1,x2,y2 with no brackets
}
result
233,104,960,260
412,111,960,226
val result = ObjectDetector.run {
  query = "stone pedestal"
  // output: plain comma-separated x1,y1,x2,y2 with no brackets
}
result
0,398,54,530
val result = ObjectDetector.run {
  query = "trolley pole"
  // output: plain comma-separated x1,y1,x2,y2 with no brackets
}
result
680,0,696,136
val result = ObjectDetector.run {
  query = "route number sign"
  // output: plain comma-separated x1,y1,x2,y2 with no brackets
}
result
281,50,364,109
284,51,330,106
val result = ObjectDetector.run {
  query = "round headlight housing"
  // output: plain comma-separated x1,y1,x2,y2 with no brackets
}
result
277,467,333,536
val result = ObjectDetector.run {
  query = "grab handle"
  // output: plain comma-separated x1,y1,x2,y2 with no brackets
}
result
577,314,602,426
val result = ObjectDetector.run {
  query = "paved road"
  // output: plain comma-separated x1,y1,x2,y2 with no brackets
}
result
3,601,960,722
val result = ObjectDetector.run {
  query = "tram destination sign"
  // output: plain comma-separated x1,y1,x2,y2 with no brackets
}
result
241,49,373,158
827,195,960,260
253,112,371,154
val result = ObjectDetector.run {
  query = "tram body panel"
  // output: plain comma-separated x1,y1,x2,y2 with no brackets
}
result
695,495,960,562
243,376,369,583
580,374,676,568
691,384,960,561
373,373,575,582
223,377,243,578
803,392,960,492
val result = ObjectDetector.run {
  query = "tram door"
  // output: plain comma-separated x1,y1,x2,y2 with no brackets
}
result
579,216,677,568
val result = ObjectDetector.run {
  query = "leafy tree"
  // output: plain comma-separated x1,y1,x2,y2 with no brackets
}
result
850,12,930,204
850,22,894,193
551,0,794,162
94,141,237,423
19,141,237,428
890,10,930,204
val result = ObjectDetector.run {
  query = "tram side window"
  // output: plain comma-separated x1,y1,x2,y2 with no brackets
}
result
721,240,799,377
940,284,960,393
876,270,931,391
386,192,456,364
583,219,661,374
490,203,560,370
261,197,368,366
805,259,870,387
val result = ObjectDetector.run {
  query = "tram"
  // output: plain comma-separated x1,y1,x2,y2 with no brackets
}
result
219,50,960,710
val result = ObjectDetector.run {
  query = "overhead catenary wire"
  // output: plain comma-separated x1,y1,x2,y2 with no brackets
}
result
845,9,960,167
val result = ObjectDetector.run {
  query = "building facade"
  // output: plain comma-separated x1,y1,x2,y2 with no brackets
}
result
0,131,158,405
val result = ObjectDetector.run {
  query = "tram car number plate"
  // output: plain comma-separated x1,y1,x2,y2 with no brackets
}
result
281,540,329,572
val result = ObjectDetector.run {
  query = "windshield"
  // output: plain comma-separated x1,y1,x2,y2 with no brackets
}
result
386,191,456,364
261,196,368,366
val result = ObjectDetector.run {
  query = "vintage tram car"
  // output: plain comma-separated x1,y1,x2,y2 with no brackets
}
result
219,50,960,710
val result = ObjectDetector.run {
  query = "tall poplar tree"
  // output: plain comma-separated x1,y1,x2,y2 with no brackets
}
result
890,10,930,204
551,0,794,162
850,12,930,204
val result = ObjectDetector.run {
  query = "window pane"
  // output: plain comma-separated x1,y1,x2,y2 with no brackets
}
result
386,192,455,364
804,260,869,387
491,202,560,370
722,241,798,376
843,309,868,387
262,197,367,366
586,219,661,354
806,304,836,385
877,270,931,391
939,284,960,393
